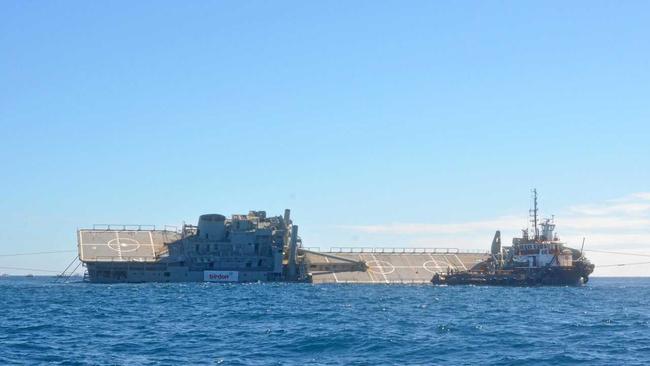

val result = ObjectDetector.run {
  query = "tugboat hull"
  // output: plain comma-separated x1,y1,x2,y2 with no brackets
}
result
432,264,594,287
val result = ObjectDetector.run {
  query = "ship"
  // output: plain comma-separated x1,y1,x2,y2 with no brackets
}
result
77,209,490,283
79,210,310,283
431,190,594,286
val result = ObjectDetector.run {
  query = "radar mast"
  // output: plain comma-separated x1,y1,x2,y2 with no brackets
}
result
530,188,539,241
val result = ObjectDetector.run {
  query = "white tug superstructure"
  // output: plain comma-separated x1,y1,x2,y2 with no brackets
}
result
511,192,574,270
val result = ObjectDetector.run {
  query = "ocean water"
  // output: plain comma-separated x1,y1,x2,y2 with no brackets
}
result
1,277,649,365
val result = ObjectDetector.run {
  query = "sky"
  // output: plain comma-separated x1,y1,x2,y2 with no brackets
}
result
1,1,649,276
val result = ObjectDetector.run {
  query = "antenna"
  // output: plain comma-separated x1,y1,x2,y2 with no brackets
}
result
529,188,539,240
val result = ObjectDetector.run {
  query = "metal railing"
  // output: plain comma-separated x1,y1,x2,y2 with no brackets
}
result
81,256,160,263
304,247,488,254
88,224,180,232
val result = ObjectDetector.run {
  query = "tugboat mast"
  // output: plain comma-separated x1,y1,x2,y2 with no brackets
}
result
530,188,539,241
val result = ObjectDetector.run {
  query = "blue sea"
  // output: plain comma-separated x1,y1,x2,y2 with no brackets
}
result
1,277,649,365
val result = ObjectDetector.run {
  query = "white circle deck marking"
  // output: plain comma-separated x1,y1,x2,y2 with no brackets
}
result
423,259,456,273
366,260,395,275
107,238,141,253
423,260,442,273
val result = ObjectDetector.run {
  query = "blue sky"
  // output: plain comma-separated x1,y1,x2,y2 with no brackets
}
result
1,1,649,275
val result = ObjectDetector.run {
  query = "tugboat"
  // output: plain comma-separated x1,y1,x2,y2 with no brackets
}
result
432,190,594,286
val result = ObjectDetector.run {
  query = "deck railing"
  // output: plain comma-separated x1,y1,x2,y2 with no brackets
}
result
82,256,161,263
88,224,180,232
302,247,488,254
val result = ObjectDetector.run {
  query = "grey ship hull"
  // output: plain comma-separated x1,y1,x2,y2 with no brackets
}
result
85,263,279,283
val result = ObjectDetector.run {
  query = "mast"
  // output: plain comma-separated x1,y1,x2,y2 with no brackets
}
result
530,188,539,241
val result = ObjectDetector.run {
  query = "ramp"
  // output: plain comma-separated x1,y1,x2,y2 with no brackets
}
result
303,248,489,284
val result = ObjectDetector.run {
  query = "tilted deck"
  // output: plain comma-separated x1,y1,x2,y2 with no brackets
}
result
303,248,489,284
78,226,181,263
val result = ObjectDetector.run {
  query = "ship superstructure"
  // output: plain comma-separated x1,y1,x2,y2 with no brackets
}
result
433,190,594,286
79,210,305,283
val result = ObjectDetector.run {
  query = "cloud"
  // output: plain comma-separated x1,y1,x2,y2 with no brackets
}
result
621,192,650,201
336,192,650,275
337,215,522,235
561,216,650,231
341,216,650,236
569,192,650,216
